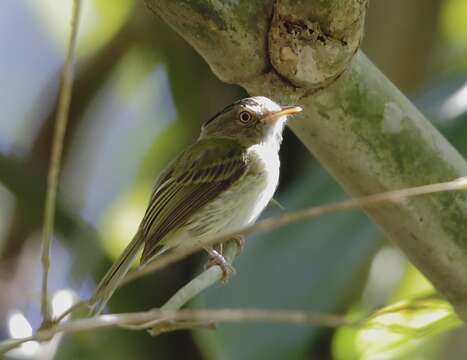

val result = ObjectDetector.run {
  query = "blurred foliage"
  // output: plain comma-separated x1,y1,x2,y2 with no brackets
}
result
27,0,134,57
0,0,467,359
441,0,467,45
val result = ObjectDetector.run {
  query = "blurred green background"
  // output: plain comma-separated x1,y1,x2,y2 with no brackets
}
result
1,0,467,359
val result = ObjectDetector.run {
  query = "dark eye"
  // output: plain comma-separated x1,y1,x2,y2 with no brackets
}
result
239,111,252,124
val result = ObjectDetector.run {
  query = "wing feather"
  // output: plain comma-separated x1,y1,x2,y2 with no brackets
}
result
139,139,248,263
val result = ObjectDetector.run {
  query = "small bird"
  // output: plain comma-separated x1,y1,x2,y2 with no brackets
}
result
89,96,302,315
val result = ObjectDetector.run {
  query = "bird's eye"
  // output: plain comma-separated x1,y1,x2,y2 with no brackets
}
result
239,111,252,125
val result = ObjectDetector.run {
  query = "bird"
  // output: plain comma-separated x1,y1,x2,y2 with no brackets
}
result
88,96,302,315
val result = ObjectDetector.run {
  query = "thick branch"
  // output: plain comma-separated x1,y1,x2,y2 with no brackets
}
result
146,0,467,321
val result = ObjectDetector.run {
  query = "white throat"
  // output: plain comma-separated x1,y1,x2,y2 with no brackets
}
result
263,116,287,148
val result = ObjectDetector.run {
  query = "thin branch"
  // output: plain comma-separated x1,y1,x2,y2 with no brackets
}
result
0,308,354,355
0,337,36,355
54,301,87,324
162,241,238,311
40,0,81,325
122,177,467,285
60,308,354,332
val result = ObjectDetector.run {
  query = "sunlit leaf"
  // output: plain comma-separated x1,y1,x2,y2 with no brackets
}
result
335,296,462,360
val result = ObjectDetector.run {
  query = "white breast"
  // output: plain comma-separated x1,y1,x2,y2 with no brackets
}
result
243,142,280,223
211,141,280,233
183,141,280,242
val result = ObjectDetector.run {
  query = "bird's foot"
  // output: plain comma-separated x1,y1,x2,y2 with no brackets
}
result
204,247,236,283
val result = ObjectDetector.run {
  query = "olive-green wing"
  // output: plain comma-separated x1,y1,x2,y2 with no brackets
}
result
139,139,248,263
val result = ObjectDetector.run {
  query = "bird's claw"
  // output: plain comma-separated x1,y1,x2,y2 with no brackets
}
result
205,247,236,283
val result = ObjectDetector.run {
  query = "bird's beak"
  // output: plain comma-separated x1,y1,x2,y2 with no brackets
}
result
263,105,303,123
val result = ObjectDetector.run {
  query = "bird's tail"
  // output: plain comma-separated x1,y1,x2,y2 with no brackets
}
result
89,232,143,316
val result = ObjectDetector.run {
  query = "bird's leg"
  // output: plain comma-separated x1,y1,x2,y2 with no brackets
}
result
204,246,236,283
213,242,223,256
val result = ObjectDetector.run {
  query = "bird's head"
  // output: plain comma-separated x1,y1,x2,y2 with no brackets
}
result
199,96,302,147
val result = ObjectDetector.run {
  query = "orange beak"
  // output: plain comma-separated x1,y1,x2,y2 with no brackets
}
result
263,105,303,123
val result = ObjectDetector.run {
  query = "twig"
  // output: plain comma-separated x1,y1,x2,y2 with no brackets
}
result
122,177,467,285
162,241,238,311
54,300,87,323
40,0,81,325
0,337,36,355
0,308,354,355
